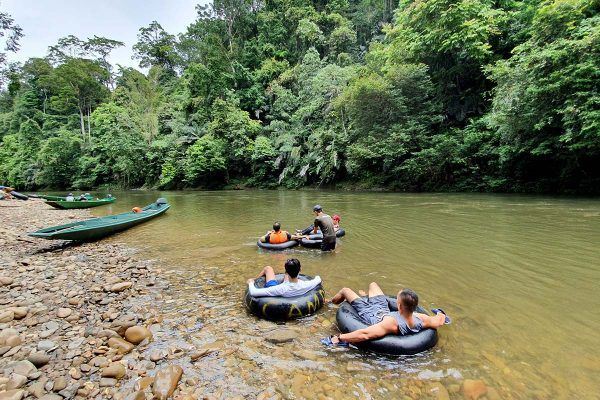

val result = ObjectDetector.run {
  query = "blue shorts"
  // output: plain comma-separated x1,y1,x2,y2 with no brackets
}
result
265,279,279,288
350,295,390,325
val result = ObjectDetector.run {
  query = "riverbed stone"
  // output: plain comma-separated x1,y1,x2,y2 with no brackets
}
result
52,377,67,392
265,329,298,344
5,335,21,347
110,282,133,293
462,379,487,400
108,337,135,354
0,276,14,286
0,390,25,400
0,310,15,323
10,307,29,320
99,378,118,387
37,340,56,351
57,308,72,318
27,352,50,367
10,360,37,377
152,365,183,400
124,326,152,345
102,363,127,379
6,374,28,390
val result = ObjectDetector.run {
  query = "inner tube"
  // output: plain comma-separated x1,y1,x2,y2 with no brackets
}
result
336,296,438,355
10,191,29,200
300,234,326,249
244,274,325,320
257,240,299,251
299,225,345,238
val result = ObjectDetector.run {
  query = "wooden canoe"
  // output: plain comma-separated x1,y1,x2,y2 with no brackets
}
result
29,198,170,241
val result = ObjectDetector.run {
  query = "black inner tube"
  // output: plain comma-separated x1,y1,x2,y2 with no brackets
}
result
244,274,325,320
256,240,298,250
336,296,438,355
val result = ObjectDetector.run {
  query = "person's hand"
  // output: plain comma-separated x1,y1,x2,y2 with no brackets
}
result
331,335,340,345
247,278,254,285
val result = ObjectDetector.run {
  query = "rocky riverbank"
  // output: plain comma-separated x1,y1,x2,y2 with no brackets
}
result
0,199,208,399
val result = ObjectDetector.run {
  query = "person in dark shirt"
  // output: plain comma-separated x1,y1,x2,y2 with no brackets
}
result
312,205,336,251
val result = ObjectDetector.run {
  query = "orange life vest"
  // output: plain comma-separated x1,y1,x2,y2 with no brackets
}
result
268,230,289,244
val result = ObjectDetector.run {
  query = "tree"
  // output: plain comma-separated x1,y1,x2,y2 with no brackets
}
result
0,9,23,83
133,21,180,71
36,130,82,188
184,134,227,187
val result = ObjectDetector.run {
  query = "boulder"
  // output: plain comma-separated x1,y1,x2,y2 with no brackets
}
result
108,337,135,354
124,326,152,345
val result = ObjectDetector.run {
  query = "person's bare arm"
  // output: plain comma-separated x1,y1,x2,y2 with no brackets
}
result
415,312,446,329
338,317,397,343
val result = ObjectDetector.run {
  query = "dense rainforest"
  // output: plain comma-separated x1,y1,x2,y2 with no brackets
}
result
0,0,598,193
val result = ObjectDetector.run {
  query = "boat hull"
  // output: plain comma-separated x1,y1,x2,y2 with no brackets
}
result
29,200,169,241
46,198,116,209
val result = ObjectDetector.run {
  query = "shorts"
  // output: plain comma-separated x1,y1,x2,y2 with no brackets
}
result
320,240,336,251
350,295,390,325
265,280,279,288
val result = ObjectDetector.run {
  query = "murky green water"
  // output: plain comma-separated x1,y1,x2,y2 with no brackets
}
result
87,190,600,399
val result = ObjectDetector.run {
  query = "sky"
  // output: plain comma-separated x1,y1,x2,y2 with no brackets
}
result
2,0,207,69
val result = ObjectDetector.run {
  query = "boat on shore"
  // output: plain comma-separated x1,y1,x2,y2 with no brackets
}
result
45,197,116,209
35,194,94,202
29,198,170,241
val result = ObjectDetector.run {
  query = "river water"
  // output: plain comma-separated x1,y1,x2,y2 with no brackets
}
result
88,190,600,399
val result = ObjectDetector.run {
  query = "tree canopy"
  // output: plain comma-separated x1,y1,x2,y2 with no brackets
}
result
0,0,598,193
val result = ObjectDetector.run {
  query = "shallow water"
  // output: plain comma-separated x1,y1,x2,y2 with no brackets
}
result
88,190,600,399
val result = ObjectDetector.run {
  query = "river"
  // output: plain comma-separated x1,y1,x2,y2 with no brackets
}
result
86,190,600,399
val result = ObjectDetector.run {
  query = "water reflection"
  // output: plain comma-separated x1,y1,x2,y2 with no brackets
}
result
91,190,600,399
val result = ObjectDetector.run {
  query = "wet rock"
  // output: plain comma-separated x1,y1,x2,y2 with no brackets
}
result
0,310,15,323
57,308,72,318
429,382,450,400
100,378,118,387
265,329,298,344
110,282,133,292
462,379,487,400
108,337,135,354
346,361,371,372
124,326,152,345
27,352,50,367
152,365,183,400
102,363,127,379
0,390,25,400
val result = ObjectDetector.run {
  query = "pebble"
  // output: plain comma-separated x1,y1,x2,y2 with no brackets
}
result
100,377,118,387
0,276,14,286
110,282,133,292
5,335,22,347
124,326,152,344
150,349,167,362
27,352,50,367
108,337,135,354
265,329,298,344
102,363,127,379
6,374,28,390
37,340,56,351
57,308,72,318
0,310,15,323
10,307,29,320
52,376,67,392
152,365,183,400
0,390,25,400
462,379,488,400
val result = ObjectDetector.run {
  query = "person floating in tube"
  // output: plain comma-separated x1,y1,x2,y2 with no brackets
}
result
321,282,449,347
312,205,337,251
260,222,296,244
247,259,321,297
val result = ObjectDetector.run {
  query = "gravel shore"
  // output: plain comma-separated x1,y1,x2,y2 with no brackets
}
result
0,199,198,399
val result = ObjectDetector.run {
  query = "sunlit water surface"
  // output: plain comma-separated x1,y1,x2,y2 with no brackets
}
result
86,190,600,399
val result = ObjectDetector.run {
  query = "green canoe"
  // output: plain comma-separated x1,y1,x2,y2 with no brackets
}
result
39,194,94,201
46,197,116,209
29,198,170,241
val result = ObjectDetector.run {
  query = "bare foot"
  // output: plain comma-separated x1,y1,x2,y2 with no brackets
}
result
358,290,367,297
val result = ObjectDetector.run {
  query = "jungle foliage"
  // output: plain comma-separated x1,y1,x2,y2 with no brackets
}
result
0,0,598,193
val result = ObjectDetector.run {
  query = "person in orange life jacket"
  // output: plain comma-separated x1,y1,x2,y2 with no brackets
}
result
260,222,292,244
323,283,448,346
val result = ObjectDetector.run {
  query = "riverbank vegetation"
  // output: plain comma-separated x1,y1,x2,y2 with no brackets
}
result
0,0,598,193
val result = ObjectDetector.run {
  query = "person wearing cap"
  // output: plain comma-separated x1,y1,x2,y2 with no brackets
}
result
313,205,337,251
65,193,75,201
